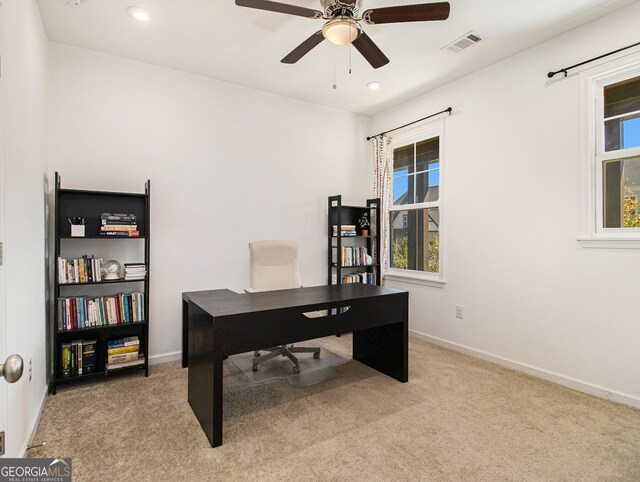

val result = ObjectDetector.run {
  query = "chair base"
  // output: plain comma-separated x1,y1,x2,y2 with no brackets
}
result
253,345,320,374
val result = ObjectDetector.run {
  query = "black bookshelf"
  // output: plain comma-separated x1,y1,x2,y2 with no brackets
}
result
328,195,381,287
51,172,150,394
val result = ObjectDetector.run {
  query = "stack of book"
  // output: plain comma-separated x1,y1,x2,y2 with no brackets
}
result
61,339,97,377
332,225,357,237
100,212,139,237
107,336,144,371
58,256,104,283
57,292,145,331
124,263,146,280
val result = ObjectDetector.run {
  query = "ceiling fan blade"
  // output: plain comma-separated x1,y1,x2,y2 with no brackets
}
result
352,31,390,69
235,0,323,19
281,30,325,64
362,2,450,25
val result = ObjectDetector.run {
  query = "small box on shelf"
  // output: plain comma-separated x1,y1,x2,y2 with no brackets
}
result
70,225,85,237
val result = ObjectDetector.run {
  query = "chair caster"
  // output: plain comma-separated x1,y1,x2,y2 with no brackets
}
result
292,366,300,374
252,365,260,372
313,352,320,359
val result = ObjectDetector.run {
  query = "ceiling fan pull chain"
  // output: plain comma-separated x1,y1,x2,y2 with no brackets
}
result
333,45,337,90
349,43,352,75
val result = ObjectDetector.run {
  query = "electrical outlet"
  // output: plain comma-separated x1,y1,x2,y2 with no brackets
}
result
29,359,32,382
456,305,464,319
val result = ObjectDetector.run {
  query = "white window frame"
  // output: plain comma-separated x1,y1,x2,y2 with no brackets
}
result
385,121,446,287
578,53,640,249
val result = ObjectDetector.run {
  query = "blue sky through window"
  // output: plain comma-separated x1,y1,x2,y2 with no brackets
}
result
623,117,640,149
393,168,440,203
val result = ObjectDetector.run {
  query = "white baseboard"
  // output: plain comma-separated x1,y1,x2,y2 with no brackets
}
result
19,384,48,458
148,350,181,365
410,329,640,410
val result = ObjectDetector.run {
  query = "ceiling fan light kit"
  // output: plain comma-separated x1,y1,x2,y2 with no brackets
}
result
235,0,450,69
322,18,361,46
128,6,151,22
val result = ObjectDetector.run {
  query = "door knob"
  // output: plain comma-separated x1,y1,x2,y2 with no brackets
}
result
0,354,24,383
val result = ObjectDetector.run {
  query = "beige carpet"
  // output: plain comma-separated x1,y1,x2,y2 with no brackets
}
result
30,336,640,481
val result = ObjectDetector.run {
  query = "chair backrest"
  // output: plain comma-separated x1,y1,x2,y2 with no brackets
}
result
248,240,302,292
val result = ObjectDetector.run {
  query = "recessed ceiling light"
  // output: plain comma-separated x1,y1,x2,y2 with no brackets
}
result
366,81,382,90
128,6,150,22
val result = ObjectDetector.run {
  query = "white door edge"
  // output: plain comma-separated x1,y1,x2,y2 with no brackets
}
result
0,0,8,455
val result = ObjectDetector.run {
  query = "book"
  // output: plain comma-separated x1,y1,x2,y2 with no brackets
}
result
100,225,138,231
106,354,145,371
82,339,97,374
102,219,137,225
107,344,138,356
108,351,139,365
107,336,140,349
101,213,136,222
98,230,140,237
61,343,72,377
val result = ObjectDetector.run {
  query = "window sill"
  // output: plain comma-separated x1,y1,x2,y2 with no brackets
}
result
384,270,446,288
577,236,640,249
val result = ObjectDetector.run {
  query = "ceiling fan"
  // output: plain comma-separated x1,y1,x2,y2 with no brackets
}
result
235,0,450,69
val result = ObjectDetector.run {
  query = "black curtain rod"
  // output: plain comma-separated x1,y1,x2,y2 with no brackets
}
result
366,107,452,141
547,40,640,78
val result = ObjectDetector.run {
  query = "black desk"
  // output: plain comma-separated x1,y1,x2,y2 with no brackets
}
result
182,284,408,448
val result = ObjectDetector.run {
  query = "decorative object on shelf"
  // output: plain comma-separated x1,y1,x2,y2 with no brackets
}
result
69,217,85,237
102,260,122,280
358,212,370,236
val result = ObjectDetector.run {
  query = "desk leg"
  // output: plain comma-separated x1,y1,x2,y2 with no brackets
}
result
187,302,224,447
353,296,408,382
182,299,188,368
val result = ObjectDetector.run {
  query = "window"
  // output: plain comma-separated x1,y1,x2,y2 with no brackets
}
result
388,130,441,278
599,74,640,230
580,59,640,247
593,66,640,237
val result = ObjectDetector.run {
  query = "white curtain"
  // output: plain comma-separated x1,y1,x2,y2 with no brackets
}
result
373,135,392,285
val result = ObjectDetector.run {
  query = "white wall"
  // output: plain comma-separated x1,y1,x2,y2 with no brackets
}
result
1,0,49,457
48,44,371,361
372,3,640,406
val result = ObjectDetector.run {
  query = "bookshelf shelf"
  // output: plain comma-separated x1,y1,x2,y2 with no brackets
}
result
329,235,374,239
327,195,381,287
59,236,148,240
331,264,378,268
58,278,147,287
52,172,151,394
57,321,148,336
55,371,107,384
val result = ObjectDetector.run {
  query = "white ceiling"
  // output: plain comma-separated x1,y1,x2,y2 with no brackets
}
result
37,0,635,115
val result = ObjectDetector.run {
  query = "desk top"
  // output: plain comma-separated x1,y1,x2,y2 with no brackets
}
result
183,284,406,319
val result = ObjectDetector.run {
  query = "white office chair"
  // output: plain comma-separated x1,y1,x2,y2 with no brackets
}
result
245,240,320,374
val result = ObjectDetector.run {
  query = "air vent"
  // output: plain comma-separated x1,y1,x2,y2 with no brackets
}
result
443,32,482,54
